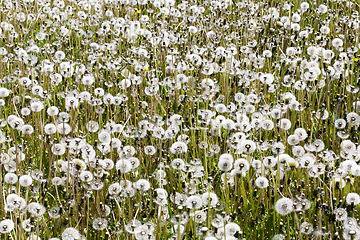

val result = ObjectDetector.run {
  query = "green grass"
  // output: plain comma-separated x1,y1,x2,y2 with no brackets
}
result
0,0,360,239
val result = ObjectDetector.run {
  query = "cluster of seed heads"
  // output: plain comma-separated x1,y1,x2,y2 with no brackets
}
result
0,0,360,239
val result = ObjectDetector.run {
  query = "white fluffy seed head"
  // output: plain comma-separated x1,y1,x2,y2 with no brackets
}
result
0,219,14,233
275,197,294,215
346,193,360,205
0,88,10,97
19,175,33,187
4,173,18,184
255,176,269,189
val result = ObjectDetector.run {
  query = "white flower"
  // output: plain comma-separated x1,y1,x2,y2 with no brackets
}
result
79,171,93,182
260,73,275,85
218,154,233,171
21,108,31,116
287,135,299,145
334,208,347,221
188,26,197,33
186,195,202,209
144,145,156,155
318,4,328,14
320,25,330,34
22,219,33,232
300,222,313,235
263,50,272,58
93,218,108,231
86,121,99,132
279,118,291,130
171,158,185,170
57,123,72,135
215,104,227,113
0,88,10,97
192,211,207,223
262,119,274,130
335,119,346,129
346,193,360,205
7,194,26,210
51,177,63,186
98,130,111,143
8,116,24,130
44,123,57,135
341,140,356,154
47,106,59,116
54,50,65,60
225,222,241,236
19,175,33,187
62,227,81,240
170,141,188,154
234,158,250,172
240,140,256,154
4,173,18,184
31,85,43,95
28,202,46,216
135,179,151,191
347,112,360,127
201,192,218,207
275,197,294,215
294,128,308,141
255,176,269,188
0,219,14,233
22,125,34,135
128,157,140,169
116,159,132,173
300,2,309,11
291,13,301,22
65,97,79,110
108,183,122,195
52,144,65,155
30,101,44,112
82,74,95,85
332,38,343,48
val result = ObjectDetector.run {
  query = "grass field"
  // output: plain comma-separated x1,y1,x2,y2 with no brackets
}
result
0,0,360,239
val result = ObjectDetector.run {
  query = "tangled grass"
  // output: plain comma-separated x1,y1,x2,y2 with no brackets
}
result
0,0,360,239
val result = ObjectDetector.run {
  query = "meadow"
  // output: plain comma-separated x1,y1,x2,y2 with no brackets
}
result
0,0,360,239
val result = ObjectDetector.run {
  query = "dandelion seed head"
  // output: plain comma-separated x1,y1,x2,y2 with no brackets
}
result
275,197,294,215
255,176,269,188
61,227,81,240
0,219,14,234
19,175,33,187
346,193,360,205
